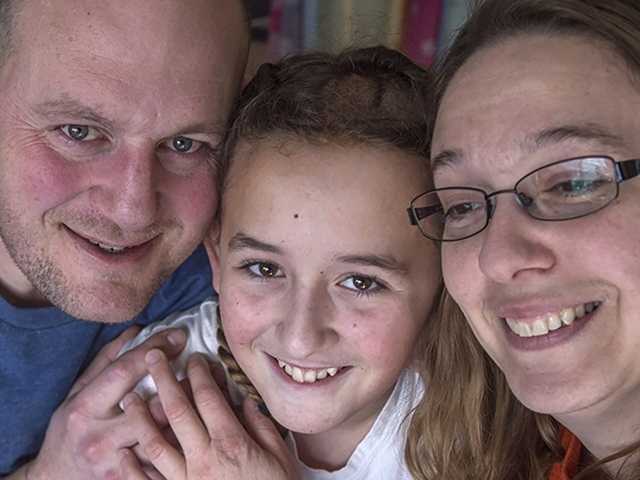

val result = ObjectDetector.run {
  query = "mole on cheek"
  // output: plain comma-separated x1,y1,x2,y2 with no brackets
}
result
293,213,299,219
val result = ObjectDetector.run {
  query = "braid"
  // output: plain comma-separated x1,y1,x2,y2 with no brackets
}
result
216,320,262,403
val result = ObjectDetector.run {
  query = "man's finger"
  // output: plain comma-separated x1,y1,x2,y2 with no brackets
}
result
119,448,148,479
186,353,247,441
146,349,210,454
72,329,186,416
69,326,141,397
242,399,296,475
122,392,185,480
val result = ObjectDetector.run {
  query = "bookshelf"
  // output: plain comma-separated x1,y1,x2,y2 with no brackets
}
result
246,0,472,75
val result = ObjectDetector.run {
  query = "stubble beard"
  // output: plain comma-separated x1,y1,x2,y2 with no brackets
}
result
0,202,168,323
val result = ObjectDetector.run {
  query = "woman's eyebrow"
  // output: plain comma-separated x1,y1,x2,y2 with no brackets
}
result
528,123,628,152
431,148,463,175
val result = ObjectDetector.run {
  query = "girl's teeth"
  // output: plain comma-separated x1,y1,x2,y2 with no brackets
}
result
560,308,575,326
276,359,340,384
547,313,562,331
505,302,600,338
531,319,548,336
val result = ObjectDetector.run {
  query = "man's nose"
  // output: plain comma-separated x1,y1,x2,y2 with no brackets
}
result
93,146,160,232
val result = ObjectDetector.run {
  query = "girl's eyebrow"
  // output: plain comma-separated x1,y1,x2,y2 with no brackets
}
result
227,232,283,254
336,254,408,274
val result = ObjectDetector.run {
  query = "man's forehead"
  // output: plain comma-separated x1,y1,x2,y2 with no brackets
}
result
16,0,248,54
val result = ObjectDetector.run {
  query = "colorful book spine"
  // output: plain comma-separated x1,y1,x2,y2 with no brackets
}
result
303,0,408,52
268,0,304,60
402,0,443,66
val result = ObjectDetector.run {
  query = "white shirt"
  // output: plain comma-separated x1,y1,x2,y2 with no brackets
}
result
120,299,425,480
118,298,243,407
289,369,424,480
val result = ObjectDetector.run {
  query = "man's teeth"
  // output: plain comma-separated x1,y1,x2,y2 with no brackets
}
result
88,239,127,253
277,359,339,384
505,302,600,338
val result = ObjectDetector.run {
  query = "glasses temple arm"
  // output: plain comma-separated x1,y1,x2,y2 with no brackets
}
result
615,159,640,182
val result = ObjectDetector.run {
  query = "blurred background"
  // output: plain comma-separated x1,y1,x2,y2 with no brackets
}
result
245,0,472,80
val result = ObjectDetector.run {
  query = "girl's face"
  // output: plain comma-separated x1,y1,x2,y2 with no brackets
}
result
209,139,440,439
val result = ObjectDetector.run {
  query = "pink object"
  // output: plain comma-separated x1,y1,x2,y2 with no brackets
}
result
402,0,443,66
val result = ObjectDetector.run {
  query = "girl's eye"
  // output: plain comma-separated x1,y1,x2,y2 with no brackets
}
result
339,275,382,294
247,262,283,278
60,124,102,142
164,136,203,154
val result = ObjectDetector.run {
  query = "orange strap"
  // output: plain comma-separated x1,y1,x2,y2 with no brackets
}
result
548,429,582,480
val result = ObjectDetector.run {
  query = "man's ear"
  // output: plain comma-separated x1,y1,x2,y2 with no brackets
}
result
204,224,222,294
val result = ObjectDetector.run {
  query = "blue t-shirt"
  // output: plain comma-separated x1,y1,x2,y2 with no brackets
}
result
0,245,214,475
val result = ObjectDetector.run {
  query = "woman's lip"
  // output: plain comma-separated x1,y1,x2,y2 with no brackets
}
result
502,306,598,352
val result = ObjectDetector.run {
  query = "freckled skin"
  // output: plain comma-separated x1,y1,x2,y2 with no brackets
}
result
434,34,640,458
208,138,441,468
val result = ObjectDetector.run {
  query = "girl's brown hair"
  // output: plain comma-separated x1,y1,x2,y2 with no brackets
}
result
406,1,640,479
214,45,435,421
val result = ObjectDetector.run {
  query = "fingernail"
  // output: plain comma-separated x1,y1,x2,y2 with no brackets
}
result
146,349,163,365
121,392,139,409
167,329,186,347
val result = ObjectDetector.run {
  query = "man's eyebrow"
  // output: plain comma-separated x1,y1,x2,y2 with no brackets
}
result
431,148,463,175
33,99,114,129
227,233,283,254
336,254,409,274
529,123,628,152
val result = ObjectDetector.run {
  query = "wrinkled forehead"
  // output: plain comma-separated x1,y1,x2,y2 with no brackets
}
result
4,0,247,134
12,0,248,75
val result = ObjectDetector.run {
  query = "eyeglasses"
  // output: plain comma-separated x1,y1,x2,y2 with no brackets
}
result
407,155,640,242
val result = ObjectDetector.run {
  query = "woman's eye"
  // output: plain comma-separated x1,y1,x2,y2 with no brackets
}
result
165,136,203,154
340,275,381,294
60,124,102,142
247,262,282,278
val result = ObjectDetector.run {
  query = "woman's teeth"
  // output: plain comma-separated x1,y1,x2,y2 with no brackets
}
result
277,359,340,384
505,302,600,338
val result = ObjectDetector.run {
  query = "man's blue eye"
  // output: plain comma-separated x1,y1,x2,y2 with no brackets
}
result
170,136,202,153
60,124,99,141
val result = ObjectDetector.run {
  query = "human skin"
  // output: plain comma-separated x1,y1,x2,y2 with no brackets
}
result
120,350,299,480
209,139,441,470
432,34,640,469
0,0,247,322
1,0,249,478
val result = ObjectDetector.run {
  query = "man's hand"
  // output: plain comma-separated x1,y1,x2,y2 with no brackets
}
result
22,326,187,480
120,351,299,480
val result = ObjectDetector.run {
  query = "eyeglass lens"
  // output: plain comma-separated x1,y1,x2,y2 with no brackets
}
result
413,156,619,241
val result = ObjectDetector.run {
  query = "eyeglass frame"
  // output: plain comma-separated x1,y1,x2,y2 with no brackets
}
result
407,155,640,242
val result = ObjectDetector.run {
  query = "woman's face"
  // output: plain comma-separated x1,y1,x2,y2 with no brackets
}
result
209,139,440,438
432,34,640,420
